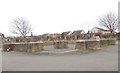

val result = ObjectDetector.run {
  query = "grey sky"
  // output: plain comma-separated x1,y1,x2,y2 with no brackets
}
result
0,0,118,36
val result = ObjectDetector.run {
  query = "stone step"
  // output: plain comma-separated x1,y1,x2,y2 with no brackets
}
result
41,49,78,54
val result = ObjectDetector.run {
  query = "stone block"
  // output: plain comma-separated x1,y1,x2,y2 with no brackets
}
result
75,40,86,50
99,40,108,47
31,42,44,52
86,40,100,50
3,42,44,52
54,41,68,49
107,39,116,45
3,44,14,51
13,43,28,52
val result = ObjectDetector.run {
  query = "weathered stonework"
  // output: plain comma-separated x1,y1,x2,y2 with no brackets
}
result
75,40,86,50
75,40,101,50
3,44,14,51
54,41,68,49
86,40,100,50
107,39,116,45
99,39,116,47
75,39,116,50
99,40,108,47
3,42,44,52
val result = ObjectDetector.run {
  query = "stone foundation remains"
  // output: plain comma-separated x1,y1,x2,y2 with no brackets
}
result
54,41,68,49
75,40,86,50
3,42,44,52
75,39,116,50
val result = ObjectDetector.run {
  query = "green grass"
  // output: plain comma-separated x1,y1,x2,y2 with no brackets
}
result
116,38,120,40
37,40,49,43
100,38,116,40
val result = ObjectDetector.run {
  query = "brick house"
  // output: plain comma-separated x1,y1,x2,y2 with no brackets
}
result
91,27,110,34
116,32,120,39
0,32,4,38
53,33,61,40
70,30,85,40
47,33,61,41
90,27,116,38
41,33,49,41
90,27,115,38
61,31,71,40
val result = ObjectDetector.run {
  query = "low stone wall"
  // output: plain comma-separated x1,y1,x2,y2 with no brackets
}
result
107,39,116,45
75,40,86,50
31,42,44,52
3,42,44,52
67,40,76,44
44,41,53,46
3,44,14,51
75,40,100,50
13,43,28,52
99,40,108,47
54,41,68,49
86,40,100,50
75,39,116,50
99,39,116,47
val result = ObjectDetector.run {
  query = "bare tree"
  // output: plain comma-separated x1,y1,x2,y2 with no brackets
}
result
99,12,118,34
10,17,32,37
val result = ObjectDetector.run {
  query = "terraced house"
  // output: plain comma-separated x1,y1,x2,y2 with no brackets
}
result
61,31,71,40
90,27,116,38
0,32,4,38
70,30,85,40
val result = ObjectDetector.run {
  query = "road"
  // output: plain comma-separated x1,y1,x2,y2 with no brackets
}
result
2,44,118,71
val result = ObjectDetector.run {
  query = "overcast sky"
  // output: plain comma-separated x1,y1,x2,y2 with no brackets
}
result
0,0,119,36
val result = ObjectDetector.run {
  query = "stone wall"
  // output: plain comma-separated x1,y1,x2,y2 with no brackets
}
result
3,44,14,51
3,42,44,52
107,39,116,45
99,40,108,47
13,43,28,52
67,40,76,44
3,39,116,52
44,41,53,46
75,40,86,50
75,39,116,50
99,39,116,47
31,42,44,52
75,40,100,50
54,41,68,49
86,40,100,50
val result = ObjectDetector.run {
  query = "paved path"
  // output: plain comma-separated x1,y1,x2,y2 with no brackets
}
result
2,44,118,71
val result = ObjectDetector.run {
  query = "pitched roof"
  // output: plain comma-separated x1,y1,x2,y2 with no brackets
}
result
95,27,109,31
71,30,84,35
0,32,3,36
62,31,71,36
91,27,109,31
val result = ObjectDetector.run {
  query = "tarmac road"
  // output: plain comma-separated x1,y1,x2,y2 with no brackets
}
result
2,44,118,71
